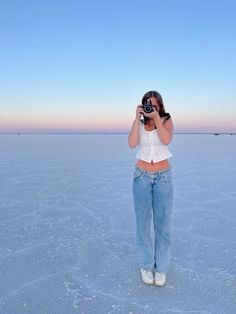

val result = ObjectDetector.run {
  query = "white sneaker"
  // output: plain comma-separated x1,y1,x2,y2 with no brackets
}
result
154,272,166,286
140,268,154,285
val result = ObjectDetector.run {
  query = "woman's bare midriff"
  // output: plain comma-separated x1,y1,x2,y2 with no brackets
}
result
136,159,170,172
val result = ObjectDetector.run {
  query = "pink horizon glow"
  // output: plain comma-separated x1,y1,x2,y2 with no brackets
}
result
1,115,235,133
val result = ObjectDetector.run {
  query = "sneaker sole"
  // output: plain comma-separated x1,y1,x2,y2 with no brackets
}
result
142,279,154,285
154,280,166,286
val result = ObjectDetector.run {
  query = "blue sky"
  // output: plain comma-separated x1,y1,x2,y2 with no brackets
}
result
1,0,236,133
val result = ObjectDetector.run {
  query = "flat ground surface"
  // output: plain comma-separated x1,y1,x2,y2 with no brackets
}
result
0,134,235,314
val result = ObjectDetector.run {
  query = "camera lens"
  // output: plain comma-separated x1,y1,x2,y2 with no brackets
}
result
143,100,153,113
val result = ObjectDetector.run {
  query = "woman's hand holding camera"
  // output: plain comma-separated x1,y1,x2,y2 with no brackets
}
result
135,104,160,121
135,105,144,120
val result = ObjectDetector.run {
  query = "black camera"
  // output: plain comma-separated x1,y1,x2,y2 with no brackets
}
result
142,100,153,113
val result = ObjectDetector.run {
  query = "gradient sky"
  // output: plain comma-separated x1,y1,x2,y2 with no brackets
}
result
1,0,236,133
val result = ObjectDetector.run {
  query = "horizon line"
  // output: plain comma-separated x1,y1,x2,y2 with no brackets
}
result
0,132,236,135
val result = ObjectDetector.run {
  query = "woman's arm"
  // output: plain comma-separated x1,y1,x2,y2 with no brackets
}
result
153,115,174,145
128,105,143,148
128,118,140,148
143,107,174,145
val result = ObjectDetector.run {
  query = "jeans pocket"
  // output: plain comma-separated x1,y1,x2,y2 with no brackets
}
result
161,170,172,184
133,168,142,179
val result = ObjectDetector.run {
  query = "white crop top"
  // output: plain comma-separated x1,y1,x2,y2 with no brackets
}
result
136,123,173,163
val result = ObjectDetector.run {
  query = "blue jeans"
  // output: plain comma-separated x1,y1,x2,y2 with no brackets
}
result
132,166,174,273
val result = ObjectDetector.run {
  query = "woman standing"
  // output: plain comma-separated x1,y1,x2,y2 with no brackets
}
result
128,91,174,286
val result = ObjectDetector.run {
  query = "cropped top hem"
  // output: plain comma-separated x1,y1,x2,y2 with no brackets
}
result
136,154,173,163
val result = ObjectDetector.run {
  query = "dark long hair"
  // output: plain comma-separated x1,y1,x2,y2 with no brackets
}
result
141,90,171,124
